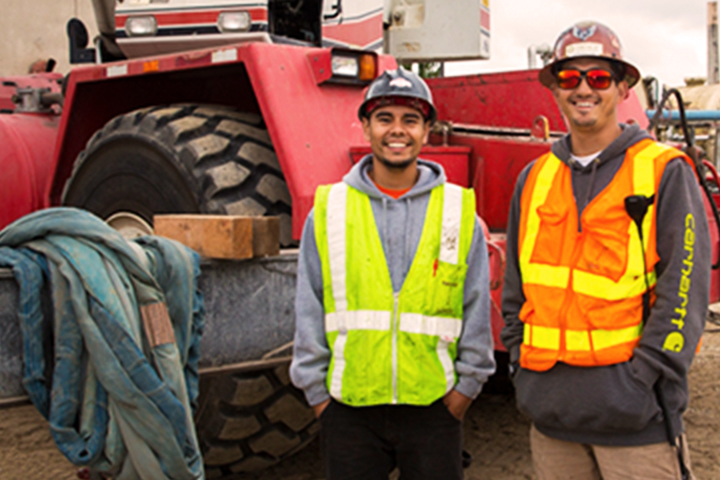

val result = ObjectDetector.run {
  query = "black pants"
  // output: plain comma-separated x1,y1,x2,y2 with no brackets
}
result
319,399,464,480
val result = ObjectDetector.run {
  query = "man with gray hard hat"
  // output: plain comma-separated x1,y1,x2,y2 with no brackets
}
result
290,67,495,479
501,21,710,480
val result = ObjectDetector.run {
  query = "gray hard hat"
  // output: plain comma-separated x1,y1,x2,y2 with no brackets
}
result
358,68,437,124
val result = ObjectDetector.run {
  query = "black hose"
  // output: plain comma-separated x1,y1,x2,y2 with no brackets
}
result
648,88,720,269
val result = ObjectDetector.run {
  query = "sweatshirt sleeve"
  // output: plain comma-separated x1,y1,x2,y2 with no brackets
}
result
453,218,497,399
500,165,533,366
630,158,711,388
289,210,331,406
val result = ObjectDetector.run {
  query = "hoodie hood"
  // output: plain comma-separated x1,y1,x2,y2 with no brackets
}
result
343,155,447,198
551,123,653,170
550,123,654,215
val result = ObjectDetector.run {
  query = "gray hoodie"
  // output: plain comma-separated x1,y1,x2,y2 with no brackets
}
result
290,155,497,407
501,124,711,446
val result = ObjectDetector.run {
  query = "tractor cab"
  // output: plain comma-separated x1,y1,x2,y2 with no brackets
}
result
71,0,383,63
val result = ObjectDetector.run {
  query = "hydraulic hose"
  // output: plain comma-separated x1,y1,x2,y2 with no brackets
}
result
648,88,720,269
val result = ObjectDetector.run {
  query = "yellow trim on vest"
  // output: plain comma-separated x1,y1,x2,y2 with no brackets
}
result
520,155,562,278
573,269,658,300
524,323,643,352
524,264,571,288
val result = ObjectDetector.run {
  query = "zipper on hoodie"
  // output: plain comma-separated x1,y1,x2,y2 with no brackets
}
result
392,292,399,404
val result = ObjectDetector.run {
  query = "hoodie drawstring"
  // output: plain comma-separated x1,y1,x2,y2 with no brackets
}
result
579,159,599,230
403,197,412,281
382,197,388,252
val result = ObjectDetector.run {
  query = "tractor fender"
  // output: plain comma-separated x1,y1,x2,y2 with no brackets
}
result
49,43,397,242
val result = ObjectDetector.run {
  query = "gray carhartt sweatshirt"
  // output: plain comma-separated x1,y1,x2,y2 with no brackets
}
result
501,124,711,446
290,155,497,407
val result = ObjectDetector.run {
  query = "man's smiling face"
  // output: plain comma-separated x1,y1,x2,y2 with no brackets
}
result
552,57,628,134
362,103,430,170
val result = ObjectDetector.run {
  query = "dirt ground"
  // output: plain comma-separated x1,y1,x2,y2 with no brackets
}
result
1,321,719,480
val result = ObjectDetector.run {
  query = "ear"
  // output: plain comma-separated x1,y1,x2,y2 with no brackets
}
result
422,121,431,144
361,117,371,142
617,80,630,101
550,83,561,100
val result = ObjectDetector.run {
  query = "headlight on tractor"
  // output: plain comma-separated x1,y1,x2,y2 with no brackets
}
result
218,11,252,33
309,49,378,85
125,16,158,37
331,55,360,77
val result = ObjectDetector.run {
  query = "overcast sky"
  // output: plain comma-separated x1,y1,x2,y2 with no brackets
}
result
445,0,709,88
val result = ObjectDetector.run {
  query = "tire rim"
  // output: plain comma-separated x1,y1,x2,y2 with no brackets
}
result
106,212,154,239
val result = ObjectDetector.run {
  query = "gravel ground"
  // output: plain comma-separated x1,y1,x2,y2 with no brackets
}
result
1,322,719,480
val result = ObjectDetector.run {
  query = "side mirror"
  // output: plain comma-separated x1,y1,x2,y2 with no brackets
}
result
67,18,96,64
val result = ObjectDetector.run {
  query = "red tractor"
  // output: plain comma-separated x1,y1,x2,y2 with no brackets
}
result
0,0,718,476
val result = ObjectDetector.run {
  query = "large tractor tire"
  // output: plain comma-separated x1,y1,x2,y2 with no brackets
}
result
62,104,294,246
197,363,318,477
62,105,314,474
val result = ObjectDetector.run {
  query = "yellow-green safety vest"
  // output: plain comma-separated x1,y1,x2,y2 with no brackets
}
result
314,181,476,406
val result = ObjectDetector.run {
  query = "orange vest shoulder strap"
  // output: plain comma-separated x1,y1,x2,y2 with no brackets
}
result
627,139,697,184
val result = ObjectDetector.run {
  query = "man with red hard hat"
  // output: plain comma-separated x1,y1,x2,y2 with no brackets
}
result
290,67,496,479
502,21,710,479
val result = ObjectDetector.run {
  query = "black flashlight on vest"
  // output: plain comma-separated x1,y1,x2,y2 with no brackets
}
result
624,195,653,230
625,195,655,323
624,194,654,323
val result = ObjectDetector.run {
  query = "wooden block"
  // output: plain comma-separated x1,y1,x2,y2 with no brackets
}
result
153,215,279,259
252,217,280,257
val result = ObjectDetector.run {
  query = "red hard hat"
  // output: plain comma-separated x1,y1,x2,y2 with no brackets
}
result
538,21,640,89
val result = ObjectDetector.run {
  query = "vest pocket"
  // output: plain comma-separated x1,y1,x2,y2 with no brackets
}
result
576,225,630,282
424,260,467,317
532,204,568,265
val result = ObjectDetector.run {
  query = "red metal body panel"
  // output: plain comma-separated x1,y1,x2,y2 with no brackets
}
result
705,193,720,304
457,135,551,232
0,112,61,228
703,161,720,303
428,70,567,132
488,233,506,351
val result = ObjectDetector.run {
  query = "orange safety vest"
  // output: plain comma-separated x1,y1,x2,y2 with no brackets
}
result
518,139,694,372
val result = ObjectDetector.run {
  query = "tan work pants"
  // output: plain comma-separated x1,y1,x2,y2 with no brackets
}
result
530,424,694,480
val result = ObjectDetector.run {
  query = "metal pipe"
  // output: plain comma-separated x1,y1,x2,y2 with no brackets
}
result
646,109,720,121
709,2,719,84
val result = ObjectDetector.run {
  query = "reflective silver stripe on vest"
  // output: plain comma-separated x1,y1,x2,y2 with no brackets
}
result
437,184,464,392
440,183,464,265
399,313,463,338
437,339,455,394
325,310,392,332
327,183,349,312
330,334,348,399
327,183,349,399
